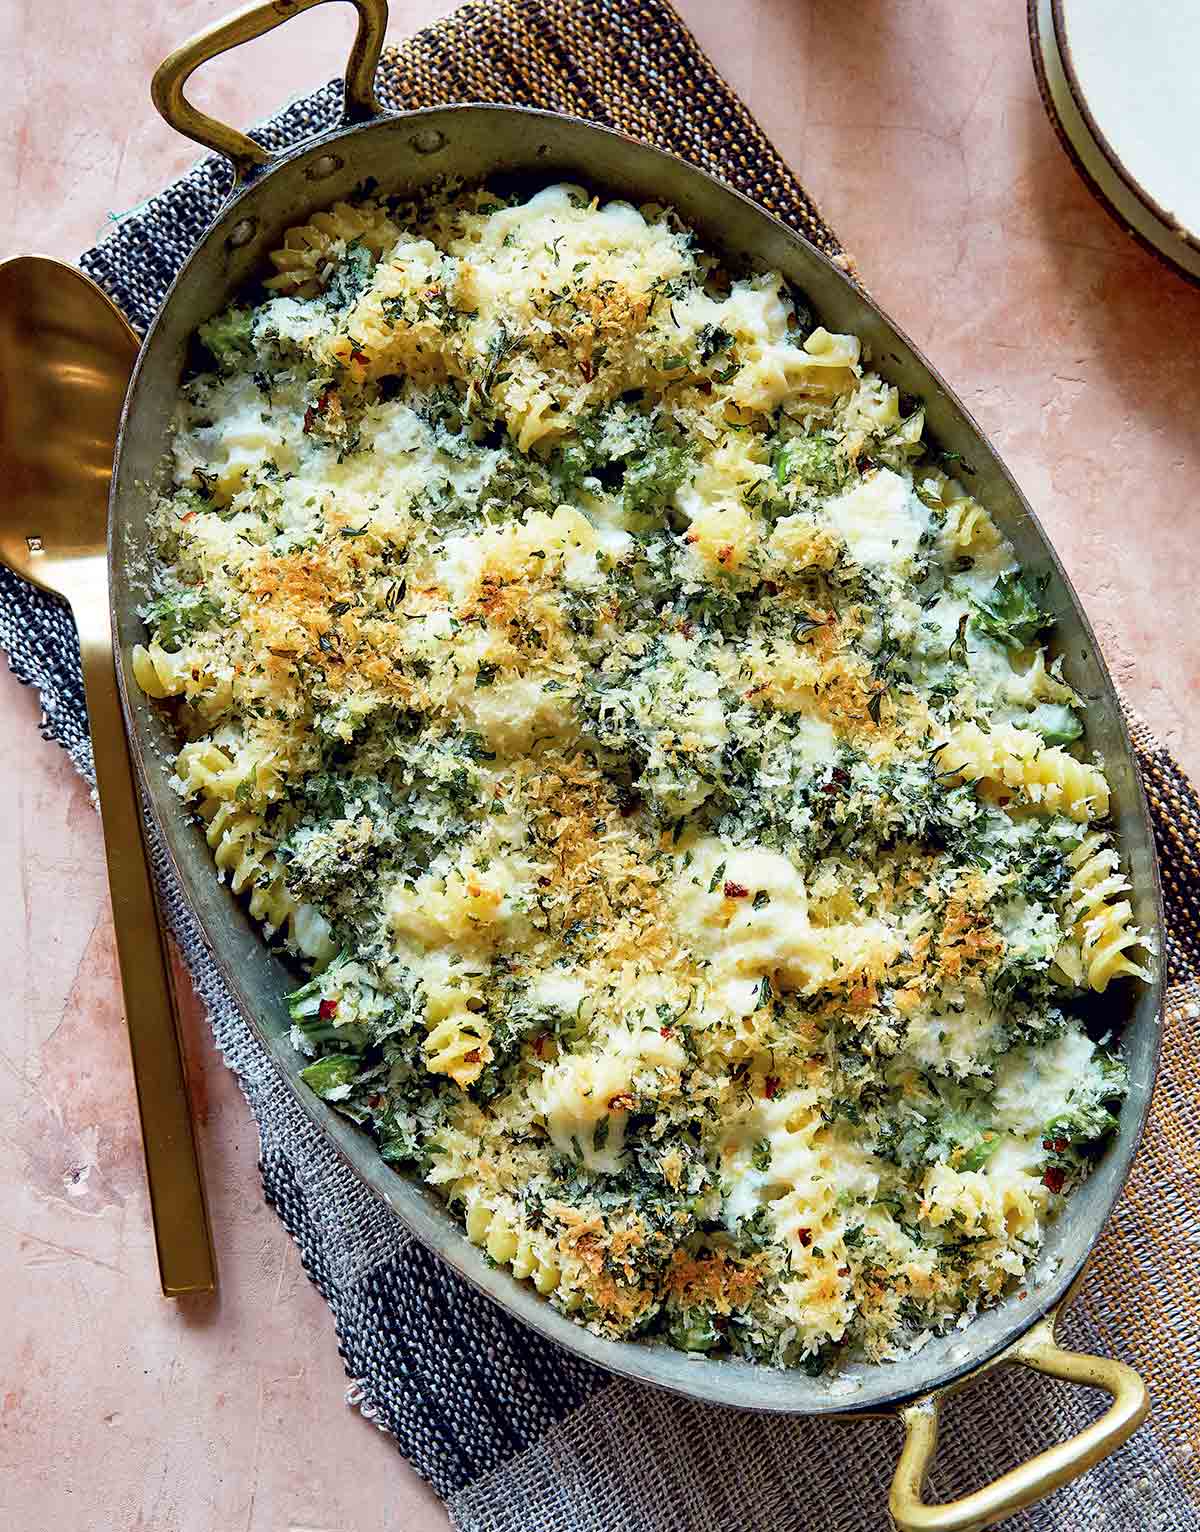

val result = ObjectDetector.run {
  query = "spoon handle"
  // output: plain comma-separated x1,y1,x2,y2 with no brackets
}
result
73,558,217,1295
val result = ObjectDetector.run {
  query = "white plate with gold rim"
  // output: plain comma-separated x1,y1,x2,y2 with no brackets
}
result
1030,0,1200,284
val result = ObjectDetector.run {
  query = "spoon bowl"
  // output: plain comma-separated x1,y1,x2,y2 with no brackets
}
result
0,259,138,600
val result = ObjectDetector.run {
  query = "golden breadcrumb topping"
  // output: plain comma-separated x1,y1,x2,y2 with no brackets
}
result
132,182,1148,1372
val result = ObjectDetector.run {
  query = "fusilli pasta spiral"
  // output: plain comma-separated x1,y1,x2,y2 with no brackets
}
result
264,201,402,297
423,1006,493,1088
174,740,242,800
131,641,189,700
463,1198,573,1302
945,499,1002,556
1054,833,1149,992
199,797,297,938
783,326,860,402
919,471,1003,556
174,739,282,805
937,723,1109,822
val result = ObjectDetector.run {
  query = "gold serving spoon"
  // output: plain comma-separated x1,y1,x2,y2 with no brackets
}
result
0,256,216,1295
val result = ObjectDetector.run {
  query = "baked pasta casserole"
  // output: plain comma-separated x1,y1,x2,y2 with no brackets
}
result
132,182,1150,1371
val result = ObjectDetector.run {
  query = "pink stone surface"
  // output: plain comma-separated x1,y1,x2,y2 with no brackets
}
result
1,2,1197,1527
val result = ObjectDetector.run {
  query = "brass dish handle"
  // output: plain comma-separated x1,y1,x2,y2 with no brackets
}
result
151,0,388,180
889,1312,1148,1532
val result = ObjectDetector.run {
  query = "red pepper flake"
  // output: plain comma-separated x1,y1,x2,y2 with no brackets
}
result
350,347,369,367
659,1025,674,1039
717,544,734,566
837,1266,851,1278
579,357,593,382
796,1227,812,1247
683,532,699,545
1042,1167,1067,1194
303,386,336,434
1053,1137,1069,1152
763,1074,781,1100
679,620,695,639
1042,1139,1053,1150
723,880,750,899
532,1034,549,1059
318,999,338,1021
607,1092,635,1112
463,1048,481,1065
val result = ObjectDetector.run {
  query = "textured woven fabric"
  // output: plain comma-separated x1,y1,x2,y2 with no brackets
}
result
1,1,1195,1527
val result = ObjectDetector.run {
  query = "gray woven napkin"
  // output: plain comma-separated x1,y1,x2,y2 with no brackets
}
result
4,2,1197,1526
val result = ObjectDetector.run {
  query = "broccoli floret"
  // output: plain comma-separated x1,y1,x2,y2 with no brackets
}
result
971,572,1053,650
197,305,257,372
872,1090,1000,1173
1028,702,1083,748
552,436,598,497
773,432,846,496
957,1135,1001,1172
286,956,370,1053
926,1108,1001,1172
549,402,691,516
139,585,223,652
666,1306,723,1353
1043,1050,1127,1149
622,441,691,517
300,1053,362,1098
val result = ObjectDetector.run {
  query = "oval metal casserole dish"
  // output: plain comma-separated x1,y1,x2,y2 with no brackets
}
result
108,3,1163,1524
